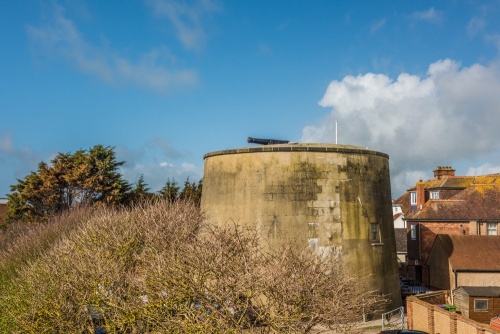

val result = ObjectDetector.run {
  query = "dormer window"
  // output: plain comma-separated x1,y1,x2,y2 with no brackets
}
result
410,191,417,205
430,191,439,199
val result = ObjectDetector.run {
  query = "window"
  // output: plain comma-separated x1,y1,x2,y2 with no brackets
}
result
487,222,498,236
410,191,417,205
371,222,380,243
430,191,439,199
474,299,488,311
411,225,417,240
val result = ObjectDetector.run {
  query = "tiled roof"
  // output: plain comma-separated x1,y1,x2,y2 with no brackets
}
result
405,174,500,192
393,212,403,220
394,228,407,253
435,234,500,271
407,184,500,220
393,192,410,215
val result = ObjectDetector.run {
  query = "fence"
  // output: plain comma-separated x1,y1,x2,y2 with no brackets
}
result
381,306,405,331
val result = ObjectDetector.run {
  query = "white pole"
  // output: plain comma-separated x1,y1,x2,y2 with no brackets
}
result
335,120,338,144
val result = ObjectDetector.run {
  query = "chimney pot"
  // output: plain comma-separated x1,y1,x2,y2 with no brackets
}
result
433,166,455,180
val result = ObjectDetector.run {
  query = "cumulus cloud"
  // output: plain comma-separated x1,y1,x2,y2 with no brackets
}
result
26,2,198,93
301,59,500,196
146,0,221,51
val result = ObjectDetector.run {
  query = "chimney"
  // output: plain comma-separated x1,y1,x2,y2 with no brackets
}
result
433,166,455,180
416,179,425,210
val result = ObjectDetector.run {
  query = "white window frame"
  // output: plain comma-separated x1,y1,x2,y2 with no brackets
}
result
487,222,498,236
474,299,488,311
410,225,417,240
410,191,417,205
430,191,439,199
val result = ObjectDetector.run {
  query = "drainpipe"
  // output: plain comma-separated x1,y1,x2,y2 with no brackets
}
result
453,269,458,290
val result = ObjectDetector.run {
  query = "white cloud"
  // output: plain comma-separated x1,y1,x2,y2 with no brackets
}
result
302,59,500,197
466,163,500,176
26,2,198,93
181,162,197,173
146,0,221,51
160,161,174,168
410,7,443,23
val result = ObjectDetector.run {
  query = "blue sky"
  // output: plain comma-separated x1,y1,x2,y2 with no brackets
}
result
2,0,500,198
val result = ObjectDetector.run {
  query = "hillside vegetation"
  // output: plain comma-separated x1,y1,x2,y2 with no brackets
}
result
0,200,384,333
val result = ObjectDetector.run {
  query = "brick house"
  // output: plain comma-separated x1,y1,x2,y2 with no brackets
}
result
427,234,500,290
393,166,500,286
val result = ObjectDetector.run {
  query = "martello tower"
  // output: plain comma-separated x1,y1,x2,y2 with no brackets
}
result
201,142,402,311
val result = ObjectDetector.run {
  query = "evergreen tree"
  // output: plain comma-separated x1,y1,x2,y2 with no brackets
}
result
179,178,202,205
158,178,180,202
129,174,152,203
6,145,129,223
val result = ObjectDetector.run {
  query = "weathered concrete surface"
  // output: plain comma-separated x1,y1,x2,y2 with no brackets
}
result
201,143,402,311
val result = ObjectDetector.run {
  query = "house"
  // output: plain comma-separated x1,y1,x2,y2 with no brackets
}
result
393,166,500,286
394,228,407,266
392,202,408,274
0,198,7,227
427,234,500,290
453,286,500,324
392,203,405,229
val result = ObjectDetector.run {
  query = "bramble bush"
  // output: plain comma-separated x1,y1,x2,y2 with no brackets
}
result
0,199,385,333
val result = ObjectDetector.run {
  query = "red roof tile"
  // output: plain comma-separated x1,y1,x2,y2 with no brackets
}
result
407,184,500,220
435,234,500,271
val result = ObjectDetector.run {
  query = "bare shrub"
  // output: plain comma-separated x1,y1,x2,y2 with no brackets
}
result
0,200,384,333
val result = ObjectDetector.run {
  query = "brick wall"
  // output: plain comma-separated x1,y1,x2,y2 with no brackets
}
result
407,292,500,334
420,222,468,262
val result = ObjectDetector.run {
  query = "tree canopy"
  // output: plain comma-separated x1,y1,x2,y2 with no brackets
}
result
5,145,203,224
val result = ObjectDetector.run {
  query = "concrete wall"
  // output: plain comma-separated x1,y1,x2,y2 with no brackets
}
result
201,144,401,311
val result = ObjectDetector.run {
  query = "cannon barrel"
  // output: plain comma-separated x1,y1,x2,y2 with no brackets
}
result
247,137,289,145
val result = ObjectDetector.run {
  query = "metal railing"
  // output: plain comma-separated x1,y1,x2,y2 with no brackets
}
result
381,306,404,331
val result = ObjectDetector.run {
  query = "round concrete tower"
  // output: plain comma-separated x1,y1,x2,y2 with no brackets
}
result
201,143,401,310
